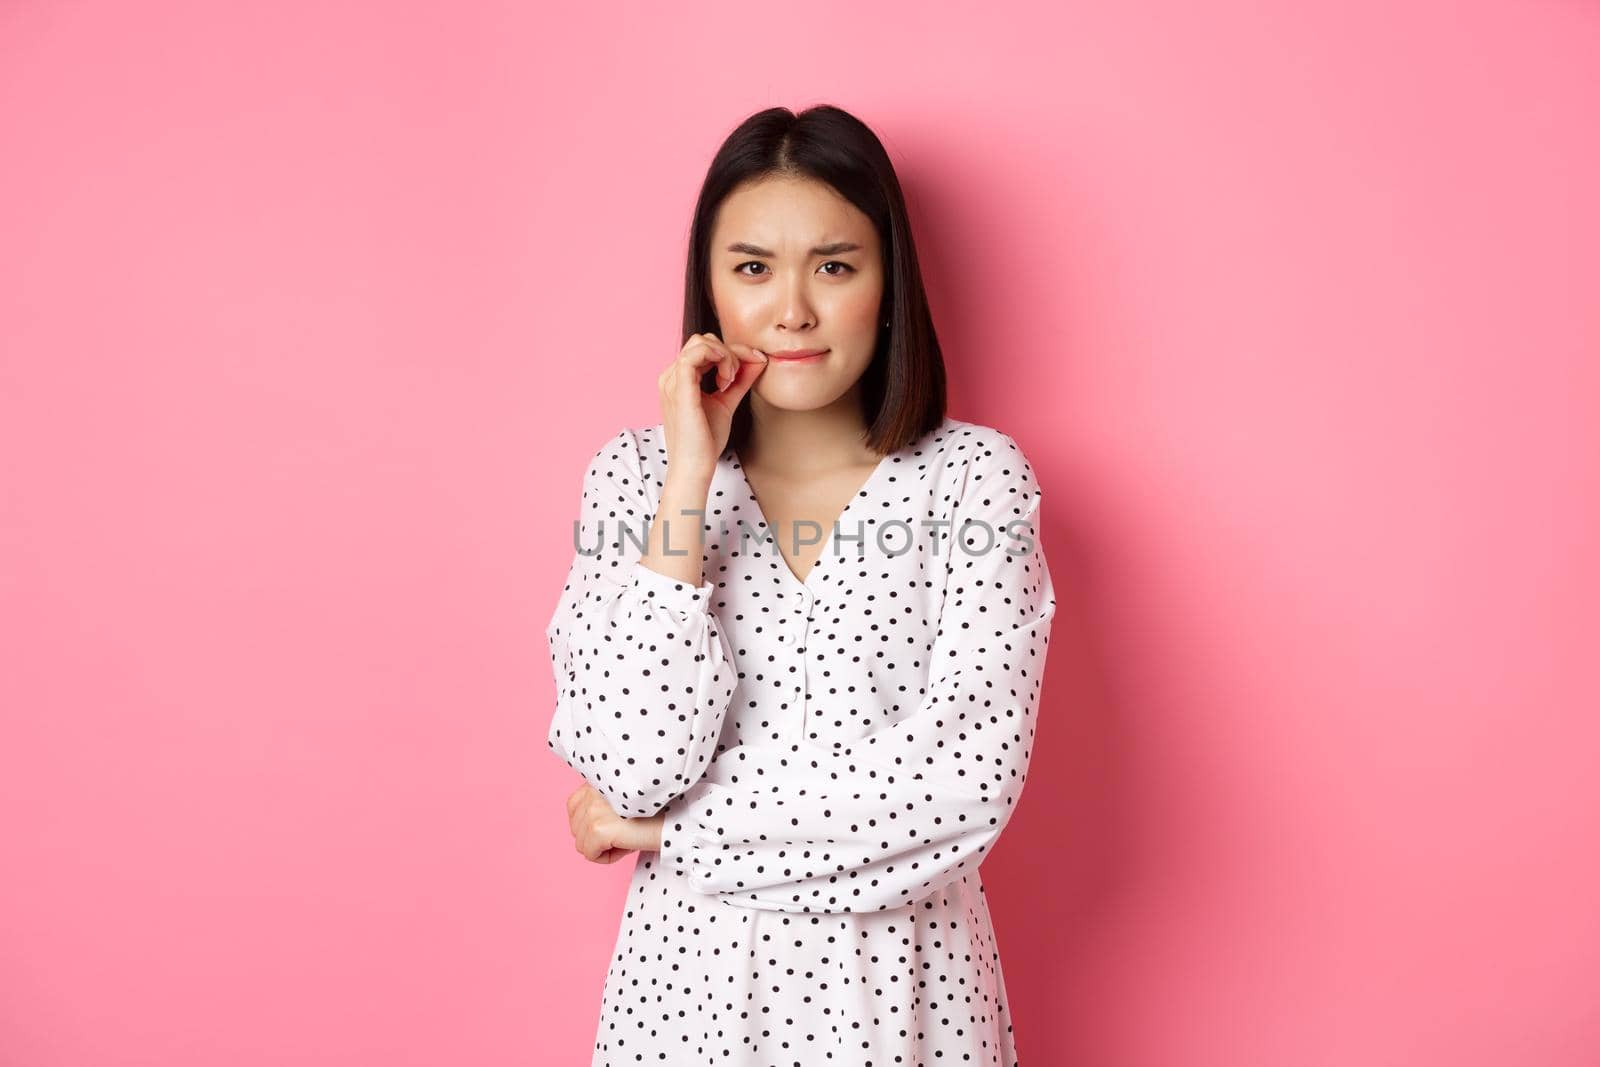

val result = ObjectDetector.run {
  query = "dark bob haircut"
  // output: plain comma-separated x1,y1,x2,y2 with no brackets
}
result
682,105,947,457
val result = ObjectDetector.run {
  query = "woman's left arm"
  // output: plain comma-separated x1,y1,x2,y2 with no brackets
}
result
657,434,1057,912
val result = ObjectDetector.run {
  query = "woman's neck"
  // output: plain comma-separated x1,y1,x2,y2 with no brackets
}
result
742,392,878,476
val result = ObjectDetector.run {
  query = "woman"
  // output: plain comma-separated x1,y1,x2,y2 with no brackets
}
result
546,104,1056,1066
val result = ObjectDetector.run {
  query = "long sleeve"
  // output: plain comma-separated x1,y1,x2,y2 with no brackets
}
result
657,433,1056,912
544,428,739,818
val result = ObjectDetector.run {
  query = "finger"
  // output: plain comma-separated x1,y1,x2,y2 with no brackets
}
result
583,832,611,863
575,811,615,861
718,349,769,405
681,335,729,371
669,342,730,406
718,343,764,392
671,339,725,394
708,342,761,393
704,344,736,390
717,344,741,391
569,787,597,835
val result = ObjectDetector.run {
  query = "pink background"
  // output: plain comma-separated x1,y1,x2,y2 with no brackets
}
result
3,1,1597,1064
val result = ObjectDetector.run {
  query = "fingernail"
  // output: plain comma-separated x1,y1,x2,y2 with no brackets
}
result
755,349,767,360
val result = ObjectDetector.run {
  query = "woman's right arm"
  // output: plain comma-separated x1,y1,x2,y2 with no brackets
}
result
544,427,737,818
545,334,768,819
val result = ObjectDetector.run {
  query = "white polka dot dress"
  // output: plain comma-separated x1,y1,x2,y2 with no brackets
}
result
546,416,1056,1066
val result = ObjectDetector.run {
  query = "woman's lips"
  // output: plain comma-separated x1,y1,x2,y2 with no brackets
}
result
766,348,829,363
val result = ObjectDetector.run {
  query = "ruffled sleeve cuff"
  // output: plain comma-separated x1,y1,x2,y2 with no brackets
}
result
627,559,714,616
657,776,728,886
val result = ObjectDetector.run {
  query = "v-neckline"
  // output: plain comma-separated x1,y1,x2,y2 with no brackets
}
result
727,442,898,594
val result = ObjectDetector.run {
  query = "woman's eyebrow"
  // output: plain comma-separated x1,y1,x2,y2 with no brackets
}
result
725,241,863,257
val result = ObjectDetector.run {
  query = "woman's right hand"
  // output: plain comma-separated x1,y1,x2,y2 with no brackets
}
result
658,333,768,481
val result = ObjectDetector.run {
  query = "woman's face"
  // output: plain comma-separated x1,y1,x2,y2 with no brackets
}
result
708,175,885,415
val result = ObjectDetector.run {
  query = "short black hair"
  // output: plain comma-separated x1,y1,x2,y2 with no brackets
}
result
681,105,947,456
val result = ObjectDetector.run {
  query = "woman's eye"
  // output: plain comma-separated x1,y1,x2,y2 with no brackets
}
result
734,261,856,277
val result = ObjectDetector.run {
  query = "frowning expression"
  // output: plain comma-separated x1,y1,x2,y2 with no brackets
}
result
709,175,885,412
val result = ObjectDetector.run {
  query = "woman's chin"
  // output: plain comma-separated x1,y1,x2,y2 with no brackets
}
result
749,384,845,413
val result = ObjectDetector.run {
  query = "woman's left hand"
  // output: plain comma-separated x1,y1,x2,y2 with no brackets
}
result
565,784,663,863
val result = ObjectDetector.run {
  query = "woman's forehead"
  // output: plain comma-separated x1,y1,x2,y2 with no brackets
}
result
713,180,875,249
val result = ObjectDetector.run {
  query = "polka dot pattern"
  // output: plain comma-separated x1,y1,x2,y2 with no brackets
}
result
545,416,1056,1065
